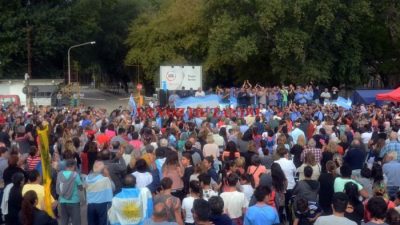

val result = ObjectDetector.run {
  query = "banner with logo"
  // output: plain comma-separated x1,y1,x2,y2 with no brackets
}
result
160,66,202,90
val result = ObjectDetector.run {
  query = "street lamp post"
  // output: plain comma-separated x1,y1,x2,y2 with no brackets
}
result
67,41,96,84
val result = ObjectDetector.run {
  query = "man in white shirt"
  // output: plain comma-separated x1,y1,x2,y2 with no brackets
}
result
314,192,356,225
320,88,331,104
360,124,373,146
220,173,248,225
275,146,296,224
195,88,205,97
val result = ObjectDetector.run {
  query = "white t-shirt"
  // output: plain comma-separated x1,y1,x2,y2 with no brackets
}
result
241,184,254,202
275,158,297,189
361,132,372,145
202,189,218,201
132,171,153,188
182,196,196,223
220,191,249,219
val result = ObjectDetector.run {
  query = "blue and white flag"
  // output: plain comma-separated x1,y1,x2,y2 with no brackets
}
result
129,95,137,117
108,187,153,225
333,97,352,110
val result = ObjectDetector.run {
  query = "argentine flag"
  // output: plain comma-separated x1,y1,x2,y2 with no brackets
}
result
108,187,153,225
129,95,138,117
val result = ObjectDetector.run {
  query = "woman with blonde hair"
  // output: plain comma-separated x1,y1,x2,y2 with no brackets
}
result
321,140,338,173
203,133,219,159
297,152,321,180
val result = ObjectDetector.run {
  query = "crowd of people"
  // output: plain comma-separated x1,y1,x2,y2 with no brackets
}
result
168,81,340,107
0,83,400,225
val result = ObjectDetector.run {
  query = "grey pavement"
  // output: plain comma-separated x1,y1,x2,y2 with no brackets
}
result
79,86,130,112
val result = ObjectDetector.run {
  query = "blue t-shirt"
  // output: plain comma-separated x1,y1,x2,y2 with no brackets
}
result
59,171,82,204
244,204,279,225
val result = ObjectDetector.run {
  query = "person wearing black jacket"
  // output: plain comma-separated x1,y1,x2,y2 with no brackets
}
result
181,152,194,195
19,190,57,225
5,172,25,225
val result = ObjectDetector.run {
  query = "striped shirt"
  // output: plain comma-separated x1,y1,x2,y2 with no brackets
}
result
27,155,41,171
380,141,400,161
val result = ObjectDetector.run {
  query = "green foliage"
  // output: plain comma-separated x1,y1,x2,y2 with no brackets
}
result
0,0,146,82
0,0,399,88
126,0,400,88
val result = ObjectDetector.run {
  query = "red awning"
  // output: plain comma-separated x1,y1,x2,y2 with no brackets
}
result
376,88,400,102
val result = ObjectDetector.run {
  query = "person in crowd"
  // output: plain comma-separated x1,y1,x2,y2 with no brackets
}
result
297,152,321,181
26,146,40,171
301,138,322,164
239,174,254,203
144,201,178,225
290,135,306,168
111,127,128,146
154,177,184,225
365,197,389,225
386,208,400,225
275,146,296,224
132,158,153,188
222,141,240,162
203,156,219,184
314,192,357,225
163,151,185,200
244,185,279,225
343,139,366,174
293,197,322,225
380,132,400,161
247,155,267,188
220,173,248,225
182,180,202,225
318,160,336,214
203,133,220,160
85,161,114,225
383,151,400,200
320,140,337,173
99,149,126,194
334,164,369,199
198,173,218,201
291,120,306,145
181,152,195,195
363,184,396,223
2,172,25,225
108,174,153,225
22,170,56,211
208,196,232,225
56,159,83,225
293,166,320,202
20,190,58,225
192,199,212,225
343,182,364,225
3,151,25,186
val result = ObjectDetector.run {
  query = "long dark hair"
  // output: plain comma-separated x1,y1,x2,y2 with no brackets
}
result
371,163,384,185
226,141,238,160
21,190,38,225
344,182,361,206
271,163,287,193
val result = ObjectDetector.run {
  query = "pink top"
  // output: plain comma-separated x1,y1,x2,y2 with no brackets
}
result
247,165,268,188
163,165,184,191
105,130,116,139
129,140,144,150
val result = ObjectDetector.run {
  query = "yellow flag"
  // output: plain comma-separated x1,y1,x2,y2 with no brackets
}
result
37,124,55,218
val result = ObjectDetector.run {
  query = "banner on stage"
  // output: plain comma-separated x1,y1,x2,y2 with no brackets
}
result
160,66,202,90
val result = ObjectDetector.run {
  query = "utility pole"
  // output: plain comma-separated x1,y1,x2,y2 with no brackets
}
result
26,23,33,109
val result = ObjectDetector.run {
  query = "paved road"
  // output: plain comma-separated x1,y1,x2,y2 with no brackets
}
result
79,86,130,112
